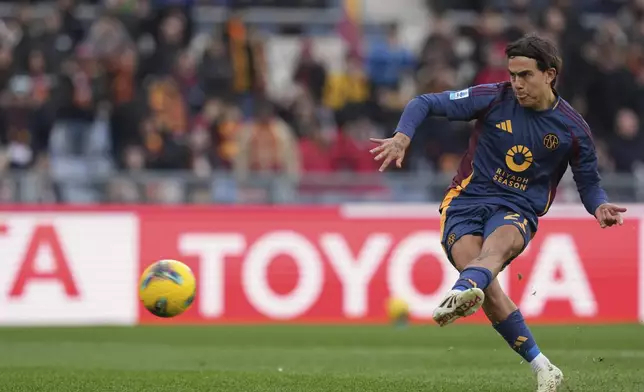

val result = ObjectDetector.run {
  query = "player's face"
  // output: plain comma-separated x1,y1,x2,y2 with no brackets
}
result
507,56,554,108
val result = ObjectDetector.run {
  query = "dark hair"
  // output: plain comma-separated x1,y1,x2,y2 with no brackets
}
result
505,33,562,86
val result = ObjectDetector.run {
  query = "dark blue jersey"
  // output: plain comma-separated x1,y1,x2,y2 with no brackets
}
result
395,82,608,230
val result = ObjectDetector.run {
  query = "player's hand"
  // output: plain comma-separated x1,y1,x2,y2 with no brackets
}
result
594,203,627,228
370,133,411,172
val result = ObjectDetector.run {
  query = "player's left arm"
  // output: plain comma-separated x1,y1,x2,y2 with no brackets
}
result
570,125,626,228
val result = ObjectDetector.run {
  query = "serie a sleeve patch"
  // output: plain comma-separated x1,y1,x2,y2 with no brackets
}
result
449,89,470,100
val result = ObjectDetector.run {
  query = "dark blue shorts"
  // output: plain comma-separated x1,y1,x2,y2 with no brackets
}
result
440,204,534,269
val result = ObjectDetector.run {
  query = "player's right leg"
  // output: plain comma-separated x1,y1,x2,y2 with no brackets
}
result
433,207,487,327
445,233,518,329
435,206,528,327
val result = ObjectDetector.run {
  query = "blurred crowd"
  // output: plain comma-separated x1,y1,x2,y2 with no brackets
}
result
0,0,644,203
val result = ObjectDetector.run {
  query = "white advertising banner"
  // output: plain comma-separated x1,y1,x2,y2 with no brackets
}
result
0,213,138,326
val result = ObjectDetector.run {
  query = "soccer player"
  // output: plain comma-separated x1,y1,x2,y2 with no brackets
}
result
370,33,626,392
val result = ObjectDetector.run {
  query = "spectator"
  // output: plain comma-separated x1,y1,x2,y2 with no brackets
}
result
234,100,299,181
293,39,327,105
417,16,457,74
147,10,187,76
278,86,323,138
330,116,381,173
298,119,335,174
84,14,132,63
223,13,266,98
57,0,84,50
51,45,109,157
139,115,191,170
324,52,369,112
174,50,204,115
328,116,387,197
146,75,188,135
366,24,415,89
199,35,234,100
1,48,53,169
473,42,508,85
213,102,243,168
584,20,637,136
108,46,147,161
608,108,644,173
189,99,236,178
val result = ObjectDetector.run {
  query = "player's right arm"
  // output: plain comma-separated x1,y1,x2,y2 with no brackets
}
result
395,84,502,140
370,84,501,171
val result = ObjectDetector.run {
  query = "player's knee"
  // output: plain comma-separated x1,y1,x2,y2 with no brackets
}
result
474,226,525,271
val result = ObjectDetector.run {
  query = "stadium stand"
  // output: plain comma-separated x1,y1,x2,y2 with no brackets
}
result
0,0,643,204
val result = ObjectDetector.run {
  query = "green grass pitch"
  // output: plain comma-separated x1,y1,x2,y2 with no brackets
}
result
0,324,643,391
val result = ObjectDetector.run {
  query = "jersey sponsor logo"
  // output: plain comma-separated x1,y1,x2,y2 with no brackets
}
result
449,89,469,100
543,133,560,150
447,233,457,246
493,168,529,191
495,120,513,134
505,145,533,173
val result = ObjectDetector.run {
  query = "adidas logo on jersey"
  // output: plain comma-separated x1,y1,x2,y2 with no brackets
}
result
496,120,513,133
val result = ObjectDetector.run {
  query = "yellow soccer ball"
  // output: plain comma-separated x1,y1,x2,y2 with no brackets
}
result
139,259,196,318
386,297,410,325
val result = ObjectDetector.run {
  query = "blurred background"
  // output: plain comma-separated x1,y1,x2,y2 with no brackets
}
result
0,0,644,205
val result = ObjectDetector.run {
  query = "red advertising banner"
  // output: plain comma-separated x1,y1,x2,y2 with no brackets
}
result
0,205,642,326
136,206,643,325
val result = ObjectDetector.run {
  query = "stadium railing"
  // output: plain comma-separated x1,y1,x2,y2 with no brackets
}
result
3,170,643,204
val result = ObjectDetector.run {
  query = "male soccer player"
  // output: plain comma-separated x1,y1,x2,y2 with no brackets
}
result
370,34,626,392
